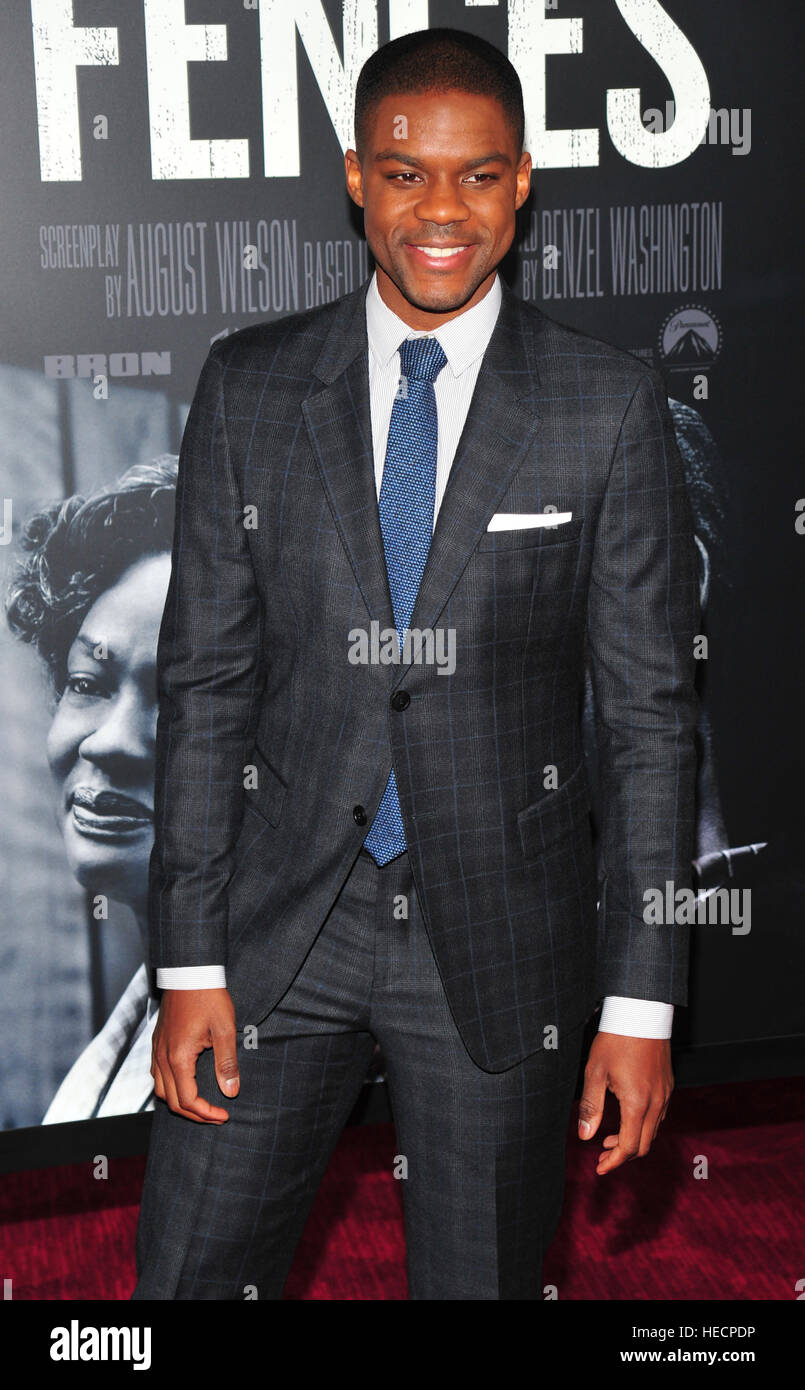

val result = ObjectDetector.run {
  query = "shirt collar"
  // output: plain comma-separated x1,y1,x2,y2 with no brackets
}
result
365,268,502,379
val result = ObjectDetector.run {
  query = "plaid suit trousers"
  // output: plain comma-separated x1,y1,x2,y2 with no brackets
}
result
132,845,586,1301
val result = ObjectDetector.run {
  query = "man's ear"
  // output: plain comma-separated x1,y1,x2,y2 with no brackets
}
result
344,149,365,208
515,152,533,211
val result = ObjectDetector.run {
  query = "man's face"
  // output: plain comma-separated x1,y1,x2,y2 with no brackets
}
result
345,90,531,327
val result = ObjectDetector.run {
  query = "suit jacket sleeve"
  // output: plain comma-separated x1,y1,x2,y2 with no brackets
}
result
148,343,266,971
587,367,700,1005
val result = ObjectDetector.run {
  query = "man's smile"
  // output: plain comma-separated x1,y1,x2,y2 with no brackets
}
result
405,242,476,268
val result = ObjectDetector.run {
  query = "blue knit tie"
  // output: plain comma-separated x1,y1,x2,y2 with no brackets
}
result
363,334,447,865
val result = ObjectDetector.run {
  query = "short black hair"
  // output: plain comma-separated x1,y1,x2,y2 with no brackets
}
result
354,27,524,161
5,456,178,697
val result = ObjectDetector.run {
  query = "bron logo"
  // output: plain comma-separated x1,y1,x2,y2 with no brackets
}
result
43,351,171,379
658,305,721,373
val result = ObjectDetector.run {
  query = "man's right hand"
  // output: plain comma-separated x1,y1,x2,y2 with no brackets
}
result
151,988,240,1123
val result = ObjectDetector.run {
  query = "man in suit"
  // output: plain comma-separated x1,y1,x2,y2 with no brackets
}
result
133,28,699,1300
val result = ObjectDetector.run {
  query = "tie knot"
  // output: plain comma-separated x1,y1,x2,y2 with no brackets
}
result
398,334,447,384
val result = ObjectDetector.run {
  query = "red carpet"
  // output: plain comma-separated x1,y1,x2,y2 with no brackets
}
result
1,1077,801,1300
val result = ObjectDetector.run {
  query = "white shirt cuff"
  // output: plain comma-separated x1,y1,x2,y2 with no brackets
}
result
598,996,674,1038
156,965,227,990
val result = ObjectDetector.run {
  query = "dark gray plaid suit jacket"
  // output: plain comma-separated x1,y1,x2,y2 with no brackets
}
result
148,275,699,1073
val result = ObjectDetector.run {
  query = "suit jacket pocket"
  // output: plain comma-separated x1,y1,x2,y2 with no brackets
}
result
517,761,592,860
244,742,287,827
476,516,584,551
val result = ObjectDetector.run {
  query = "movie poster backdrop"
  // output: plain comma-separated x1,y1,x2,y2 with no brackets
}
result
0,0,802,1131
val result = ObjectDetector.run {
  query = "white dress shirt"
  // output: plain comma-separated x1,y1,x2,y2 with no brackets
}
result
158,271,674,1040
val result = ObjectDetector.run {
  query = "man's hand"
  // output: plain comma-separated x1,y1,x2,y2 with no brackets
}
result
151,988,240,1124
577,1033,673,1174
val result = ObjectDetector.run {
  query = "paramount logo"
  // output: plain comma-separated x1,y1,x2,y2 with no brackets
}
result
643,881,751,935
50,1320,151,1370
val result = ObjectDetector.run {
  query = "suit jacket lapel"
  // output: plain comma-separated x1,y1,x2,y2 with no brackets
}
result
397,282,543,685
301,281,397,649
301,276,544,687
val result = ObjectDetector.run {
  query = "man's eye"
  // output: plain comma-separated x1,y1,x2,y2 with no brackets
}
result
387,171,497,184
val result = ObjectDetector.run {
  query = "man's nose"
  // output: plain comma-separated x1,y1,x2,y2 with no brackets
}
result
413,177,471,225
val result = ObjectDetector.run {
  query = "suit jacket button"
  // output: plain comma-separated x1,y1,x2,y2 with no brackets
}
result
391,690,410,711
353,805,367,825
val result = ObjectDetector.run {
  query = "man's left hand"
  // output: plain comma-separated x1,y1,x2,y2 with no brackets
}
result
578,1033,673,1174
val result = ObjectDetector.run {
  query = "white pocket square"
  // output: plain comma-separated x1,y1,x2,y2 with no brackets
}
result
487,511,573,531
